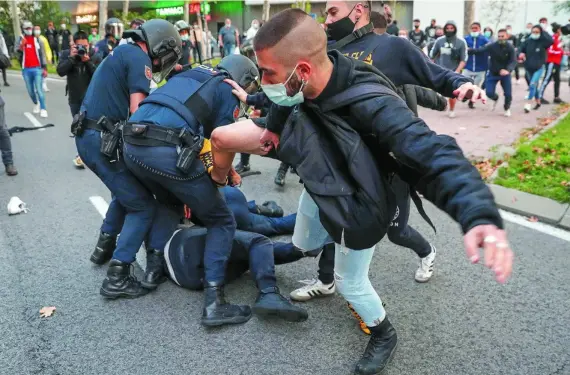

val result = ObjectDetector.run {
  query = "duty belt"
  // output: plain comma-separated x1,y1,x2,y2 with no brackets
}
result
83,118,105,131
123,123,187,147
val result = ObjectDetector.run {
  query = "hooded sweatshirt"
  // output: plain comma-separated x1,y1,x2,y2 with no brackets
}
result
430,20,468,71
464,33,489,72
519,28,553,71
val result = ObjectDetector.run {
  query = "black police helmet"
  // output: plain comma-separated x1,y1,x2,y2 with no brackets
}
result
124,19,182,83
216,54,259,90
105,17,124,38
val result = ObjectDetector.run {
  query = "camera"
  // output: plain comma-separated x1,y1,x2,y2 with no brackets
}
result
76,44,87,56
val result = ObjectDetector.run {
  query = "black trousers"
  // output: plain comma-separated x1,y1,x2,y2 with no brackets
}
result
317,175,432,284
539,62,561,99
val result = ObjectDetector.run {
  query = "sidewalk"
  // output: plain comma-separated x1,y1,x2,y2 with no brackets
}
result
420,79,568,160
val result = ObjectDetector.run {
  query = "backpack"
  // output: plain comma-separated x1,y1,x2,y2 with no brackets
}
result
277,63,435,250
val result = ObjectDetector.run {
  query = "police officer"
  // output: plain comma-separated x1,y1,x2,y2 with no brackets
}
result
75,19,181,299
121,55,259,327
92,18,124,64
166,20,192,80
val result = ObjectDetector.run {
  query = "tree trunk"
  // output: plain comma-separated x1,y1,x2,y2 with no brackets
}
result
10,0,21,42
463,0,476,36
122,0,129,21
184,0,190,23
262,0,270,22
99,0,108,37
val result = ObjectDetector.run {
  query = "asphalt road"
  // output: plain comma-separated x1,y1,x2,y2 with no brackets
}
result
0,73,569,375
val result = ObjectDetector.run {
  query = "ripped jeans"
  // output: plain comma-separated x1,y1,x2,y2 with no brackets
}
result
292,189,386,327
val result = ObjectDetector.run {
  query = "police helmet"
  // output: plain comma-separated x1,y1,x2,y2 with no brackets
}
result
216,54,259,91
239,38,256,64
174,20,190,33
123,19,182,84
105,18,124,39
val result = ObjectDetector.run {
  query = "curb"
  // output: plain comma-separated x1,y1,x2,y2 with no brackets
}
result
488,184,570,230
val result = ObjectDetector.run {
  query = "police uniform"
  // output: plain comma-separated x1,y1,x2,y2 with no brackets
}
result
163,226,309,322
123,65,240,281
75,42,156,295
166,39,192,81
93,37,115,62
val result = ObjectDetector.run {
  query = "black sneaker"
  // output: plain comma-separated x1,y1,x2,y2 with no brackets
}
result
540,98,550,105
234,162,250,173
354,318,398,375
468,101,475,109
4,82,9,87
533,103,541,110
553,97,566,104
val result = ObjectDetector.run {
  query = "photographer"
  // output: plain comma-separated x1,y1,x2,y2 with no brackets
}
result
57,31,96,169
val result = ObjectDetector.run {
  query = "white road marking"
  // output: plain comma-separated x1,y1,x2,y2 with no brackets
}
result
89,196,147,269
500,209,570,242
24,112,46,131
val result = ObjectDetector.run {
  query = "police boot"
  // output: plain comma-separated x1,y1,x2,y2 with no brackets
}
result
141,249,167,290
354,318,398,375
201,282,252,327
255,201,284,218
100,260,149,299
253,286,308,322
90,232,117,265
274,164,288,186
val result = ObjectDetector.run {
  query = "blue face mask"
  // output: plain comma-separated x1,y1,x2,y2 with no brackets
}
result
261,64,307,107
484,31,492,38
470,32,480,38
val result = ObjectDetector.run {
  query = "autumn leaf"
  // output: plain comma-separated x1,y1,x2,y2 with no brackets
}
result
517,173,525,181
562,181,569,187
532,147,544,154
40,306,56,318
527,216,539,222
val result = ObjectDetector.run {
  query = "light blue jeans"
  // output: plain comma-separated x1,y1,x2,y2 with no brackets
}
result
526,66,544,100
292,189,386,327
22,68,46,110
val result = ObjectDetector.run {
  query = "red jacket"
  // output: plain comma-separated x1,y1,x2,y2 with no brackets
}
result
546,33,563,65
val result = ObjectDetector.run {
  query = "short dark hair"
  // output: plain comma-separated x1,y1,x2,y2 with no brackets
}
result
371,11,387,29
506,24,512,28
74,31,88,42
253,8,308,51
471,22,481,28
497,28,507,34
539,17,547,22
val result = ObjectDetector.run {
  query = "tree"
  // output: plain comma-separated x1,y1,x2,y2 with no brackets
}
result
464,0,476,36
481,0,516,32
0,0,70,33
553,1,570,15
262,0,270,22
110,9,165,26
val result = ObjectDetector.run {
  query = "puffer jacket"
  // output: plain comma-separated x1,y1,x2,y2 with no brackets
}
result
399,85,447,116
266,51,503,248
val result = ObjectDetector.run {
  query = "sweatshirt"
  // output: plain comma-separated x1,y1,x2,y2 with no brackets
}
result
470,41,516,75
430,21,468,71
546,33,563,65
519,30,553,71
464,34,489,72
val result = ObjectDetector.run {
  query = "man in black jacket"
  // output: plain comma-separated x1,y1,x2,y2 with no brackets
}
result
469,29,516,117
279,0,483,304
209,9,513,375
57,31,96,169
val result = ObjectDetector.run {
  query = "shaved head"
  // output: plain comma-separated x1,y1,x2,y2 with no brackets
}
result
253,9,333,100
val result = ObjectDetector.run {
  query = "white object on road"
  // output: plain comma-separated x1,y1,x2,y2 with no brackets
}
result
40,109,48,118
7,197,29,215
500,209,570,243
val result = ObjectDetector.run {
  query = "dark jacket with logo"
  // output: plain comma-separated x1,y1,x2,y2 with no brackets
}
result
265,51,502,248
519,31,553,72
469,41,517,75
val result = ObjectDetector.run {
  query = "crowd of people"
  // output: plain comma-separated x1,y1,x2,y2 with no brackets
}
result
387,16,569,118
0,2,540,374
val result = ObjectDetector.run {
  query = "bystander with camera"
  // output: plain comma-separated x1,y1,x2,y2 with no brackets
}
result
57,31,96,169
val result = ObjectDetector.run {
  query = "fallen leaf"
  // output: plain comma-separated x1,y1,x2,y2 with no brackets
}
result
562,181,569,187
527,216,539,222
39,306,56,318
517,173,525,181
532,146,544,154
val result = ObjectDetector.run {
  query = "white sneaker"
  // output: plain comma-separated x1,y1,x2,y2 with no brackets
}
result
32,103,40,114
504,109,511,117
40,109,48,118
290,278,335,301
448,111,456,118
415,245,436,283
43,83,49,92
524,104,531,113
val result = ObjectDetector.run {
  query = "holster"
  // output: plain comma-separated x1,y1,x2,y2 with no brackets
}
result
70,112,86,137
99,116,123,159
176,128,204,174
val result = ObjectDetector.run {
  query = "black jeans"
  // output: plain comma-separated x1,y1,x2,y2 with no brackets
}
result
317,175,432,284
1,68,7,84
240,153,250,165
539,62,561,99
0,95,13,166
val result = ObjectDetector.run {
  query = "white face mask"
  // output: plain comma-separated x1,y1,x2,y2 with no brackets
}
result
24,29,33,36
33,30,41,36
60,24,66,29
181,34,189,41
252,23,259,29
399,35,407,39
7,196,29,215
